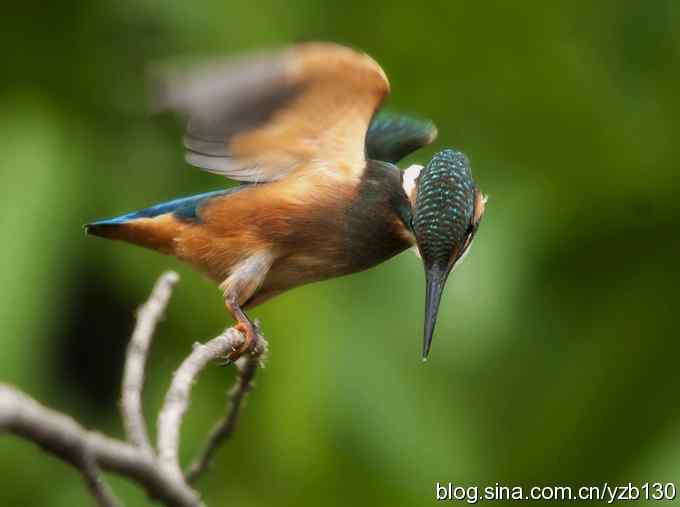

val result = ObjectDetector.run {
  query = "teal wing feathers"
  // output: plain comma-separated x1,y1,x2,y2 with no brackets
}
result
366,111,438,164
86,187,244,229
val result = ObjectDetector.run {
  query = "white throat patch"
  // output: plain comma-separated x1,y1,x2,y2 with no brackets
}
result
403,164,424,259
402,164,423,200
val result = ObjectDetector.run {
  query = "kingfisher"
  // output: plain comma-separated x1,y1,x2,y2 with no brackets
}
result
86,43,486,360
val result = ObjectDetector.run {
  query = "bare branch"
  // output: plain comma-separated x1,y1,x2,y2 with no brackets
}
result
0,384,202,507
0,271,267,506
157,328,266,480
185,351,262,483
122,271,180,455
78,446,123,507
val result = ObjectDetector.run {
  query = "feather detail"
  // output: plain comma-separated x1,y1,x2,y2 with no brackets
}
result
151,42,389,184
85,214,185,255
85,188,244,253
366,111,437,164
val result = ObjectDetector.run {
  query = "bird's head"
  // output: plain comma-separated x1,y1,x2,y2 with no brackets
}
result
403,149,486,359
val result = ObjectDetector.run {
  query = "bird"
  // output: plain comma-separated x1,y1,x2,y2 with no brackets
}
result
86,42,486,360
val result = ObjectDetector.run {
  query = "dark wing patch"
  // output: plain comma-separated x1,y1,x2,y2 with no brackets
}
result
366,111,437,164
170,188,245,222
152,43,390,183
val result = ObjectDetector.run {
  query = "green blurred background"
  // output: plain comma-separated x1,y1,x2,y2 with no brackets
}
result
2,1,679,505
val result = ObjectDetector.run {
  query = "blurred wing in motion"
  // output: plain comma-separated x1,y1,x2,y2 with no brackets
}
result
152,43,390,183
366,111,438,164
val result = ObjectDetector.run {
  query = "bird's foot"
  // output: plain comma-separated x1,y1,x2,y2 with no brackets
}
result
219,321,264,365
230,322,255,360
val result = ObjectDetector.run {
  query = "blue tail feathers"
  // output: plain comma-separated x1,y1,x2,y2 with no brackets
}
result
85,188,240,232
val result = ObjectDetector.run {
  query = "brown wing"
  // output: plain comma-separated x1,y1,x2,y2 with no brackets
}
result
152,43,390,183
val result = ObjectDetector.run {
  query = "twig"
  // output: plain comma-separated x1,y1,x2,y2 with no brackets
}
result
122,271,179,455
79,444,123,507
0,384,201,507
156,329,267,481
185,353,261,483
0,271,268,506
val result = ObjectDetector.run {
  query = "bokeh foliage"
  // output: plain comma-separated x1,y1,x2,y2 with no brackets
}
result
1,1,679,505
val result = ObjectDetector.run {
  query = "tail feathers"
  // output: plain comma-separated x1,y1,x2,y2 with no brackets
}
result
84,221,119,238
85,214,183,255
84,188,242,254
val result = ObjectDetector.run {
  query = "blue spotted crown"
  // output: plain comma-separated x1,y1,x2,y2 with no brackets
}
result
412,149,477,269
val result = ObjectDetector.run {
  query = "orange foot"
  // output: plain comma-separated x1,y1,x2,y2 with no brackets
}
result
225,321,258,363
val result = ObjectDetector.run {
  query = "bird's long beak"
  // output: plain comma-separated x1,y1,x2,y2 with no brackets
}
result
422,264,449,360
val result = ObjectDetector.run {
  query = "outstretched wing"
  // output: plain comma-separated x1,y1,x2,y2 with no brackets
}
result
366,111,438,164
152,43,390,183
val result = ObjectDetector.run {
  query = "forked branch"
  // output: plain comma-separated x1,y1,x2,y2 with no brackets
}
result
0,271,267,507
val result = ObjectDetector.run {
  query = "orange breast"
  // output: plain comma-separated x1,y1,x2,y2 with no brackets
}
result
174,173,356,284
175,161,413,307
